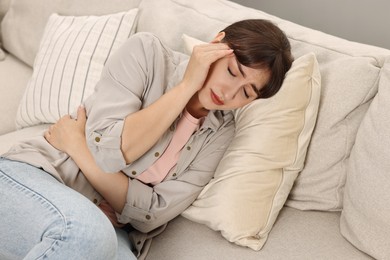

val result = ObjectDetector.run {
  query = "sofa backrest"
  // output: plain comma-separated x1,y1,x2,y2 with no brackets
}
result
0,0,142,66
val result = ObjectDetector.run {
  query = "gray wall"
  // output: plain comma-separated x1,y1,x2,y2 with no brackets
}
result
230,0,390,50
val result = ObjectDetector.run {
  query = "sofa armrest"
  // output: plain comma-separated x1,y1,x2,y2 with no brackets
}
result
0,54,32,135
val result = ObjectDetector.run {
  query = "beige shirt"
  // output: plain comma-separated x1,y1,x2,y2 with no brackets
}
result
3,32,235,257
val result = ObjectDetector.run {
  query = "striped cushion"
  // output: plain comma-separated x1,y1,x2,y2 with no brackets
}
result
16,9,138,128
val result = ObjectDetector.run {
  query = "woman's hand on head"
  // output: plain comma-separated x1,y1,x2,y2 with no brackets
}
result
44,106,87,155
181,42,233,93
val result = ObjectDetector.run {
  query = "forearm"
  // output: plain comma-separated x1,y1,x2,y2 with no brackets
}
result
121,82,195,164
68,140,128,213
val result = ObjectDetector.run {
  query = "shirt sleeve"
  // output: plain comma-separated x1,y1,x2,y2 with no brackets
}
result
83,33,168,173
116,119,235,233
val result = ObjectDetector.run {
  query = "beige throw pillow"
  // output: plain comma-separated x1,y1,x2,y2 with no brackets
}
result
15,9,138,128
182,35,321,250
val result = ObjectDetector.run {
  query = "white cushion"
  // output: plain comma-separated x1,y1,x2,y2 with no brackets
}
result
340,59,390,259
183,47,321,250
15,9,138,128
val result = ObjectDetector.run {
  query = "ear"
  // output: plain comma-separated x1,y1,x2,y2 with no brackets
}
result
210,31,225,43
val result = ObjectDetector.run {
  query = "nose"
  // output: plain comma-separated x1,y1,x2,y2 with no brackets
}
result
222,83,241,101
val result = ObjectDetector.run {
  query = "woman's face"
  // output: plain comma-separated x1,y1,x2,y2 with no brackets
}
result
198,53,270,111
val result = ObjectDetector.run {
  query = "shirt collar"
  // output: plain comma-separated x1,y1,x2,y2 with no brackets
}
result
201,110,234,132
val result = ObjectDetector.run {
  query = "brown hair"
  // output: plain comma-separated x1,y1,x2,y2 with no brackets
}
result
222,19,293,99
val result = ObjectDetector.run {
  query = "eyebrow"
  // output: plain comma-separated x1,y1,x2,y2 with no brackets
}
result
235,57,262,98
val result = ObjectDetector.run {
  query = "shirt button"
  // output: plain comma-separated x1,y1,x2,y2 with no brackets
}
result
154,152,160,157
95,136,101,142
186,146,191,151
93,199,98,204
145,214,151,220
132,171,137,175
172,173,177,177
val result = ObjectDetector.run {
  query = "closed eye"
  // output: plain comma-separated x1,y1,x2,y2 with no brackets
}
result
243,87,249,98
228,67,236,77
244,85,258,99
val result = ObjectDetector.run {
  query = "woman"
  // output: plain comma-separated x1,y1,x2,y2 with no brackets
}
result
0,19,292,259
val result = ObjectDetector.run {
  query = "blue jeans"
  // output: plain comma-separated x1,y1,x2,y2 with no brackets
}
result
0,158,137,260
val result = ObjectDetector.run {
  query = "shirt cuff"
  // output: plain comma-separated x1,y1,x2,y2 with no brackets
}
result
88,120,127,173
117,179,154,224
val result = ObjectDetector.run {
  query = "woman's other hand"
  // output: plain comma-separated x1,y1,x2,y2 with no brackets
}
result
45,106,87,155
98,200,125,228
47,106,129,213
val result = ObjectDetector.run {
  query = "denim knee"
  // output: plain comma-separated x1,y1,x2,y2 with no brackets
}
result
29,202,118,260
0,159,119,259
63,204,118,259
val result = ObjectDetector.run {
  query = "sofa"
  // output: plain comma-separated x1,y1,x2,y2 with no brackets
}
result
1,0,390,259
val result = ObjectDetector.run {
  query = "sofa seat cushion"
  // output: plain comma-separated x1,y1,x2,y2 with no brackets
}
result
147,207,373,260
0,124,49,155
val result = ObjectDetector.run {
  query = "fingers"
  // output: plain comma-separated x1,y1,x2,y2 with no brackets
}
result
193,42,232,54
76,105,87,125
44,125,53,143
181,42,233,93
192,43,233,65
44,125,54,137
44,130,50,140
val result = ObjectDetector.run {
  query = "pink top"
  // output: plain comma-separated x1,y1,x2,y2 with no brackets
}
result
136,110,201,185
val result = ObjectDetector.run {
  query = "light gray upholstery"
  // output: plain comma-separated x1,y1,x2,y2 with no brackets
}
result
147,208,372,260
0,54,31,135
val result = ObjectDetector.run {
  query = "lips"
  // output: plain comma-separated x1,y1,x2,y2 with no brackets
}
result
211,90,224,105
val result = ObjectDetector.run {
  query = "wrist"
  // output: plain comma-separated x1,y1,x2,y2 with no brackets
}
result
177,81,198,100
66,136,87,157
